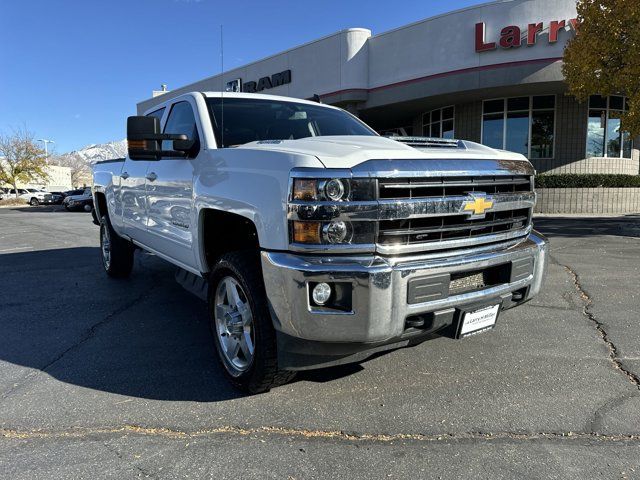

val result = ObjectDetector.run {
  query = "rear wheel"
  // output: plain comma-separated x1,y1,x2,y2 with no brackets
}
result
30,198,39,206
100,215,134,278
209,252,295,393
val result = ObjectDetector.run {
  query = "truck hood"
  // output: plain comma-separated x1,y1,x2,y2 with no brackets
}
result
237,136,529,169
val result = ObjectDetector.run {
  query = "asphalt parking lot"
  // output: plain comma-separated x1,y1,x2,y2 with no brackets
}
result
1,206,639,479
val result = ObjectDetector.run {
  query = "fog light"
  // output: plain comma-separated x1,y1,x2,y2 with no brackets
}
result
312,282,332,305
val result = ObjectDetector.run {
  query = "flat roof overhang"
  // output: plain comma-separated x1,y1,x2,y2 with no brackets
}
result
324,58,566,123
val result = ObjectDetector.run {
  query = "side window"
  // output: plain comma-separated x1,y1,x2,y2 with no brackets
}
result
162,101,200,155
146,107,165,121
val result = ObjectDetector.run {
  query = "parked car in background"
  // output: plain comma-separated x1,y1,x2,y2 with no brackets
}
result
49,191,65,204
6,188,53,206
0,187,8,200
63,188,94,211
25,188,55,205
6,188,28,199
63,189,86,198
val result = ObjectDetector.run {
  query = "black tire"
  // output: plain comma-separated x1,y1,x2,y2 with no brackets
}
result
30,198,39,206
208,252,295,393
100,214,134,278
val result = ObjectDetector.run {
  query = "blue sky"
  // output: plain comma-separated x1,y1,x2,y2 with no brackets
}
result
0,0,483,153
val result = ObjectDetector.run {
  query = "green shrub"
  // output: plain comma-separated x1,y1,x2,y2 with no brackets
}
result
535,174,640,188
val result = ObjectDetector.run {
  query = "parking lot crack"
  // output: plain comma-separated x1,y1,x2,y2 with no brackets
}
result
102,440,159,479
554,257,640,391
2,425,640,444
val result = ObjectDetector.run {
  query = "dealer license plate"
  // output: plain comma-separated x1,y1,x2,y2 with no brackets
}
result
459,304,500,337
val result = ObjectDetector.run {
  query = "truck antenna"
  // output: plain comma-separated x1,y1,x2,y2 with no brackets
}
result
220,24,225,148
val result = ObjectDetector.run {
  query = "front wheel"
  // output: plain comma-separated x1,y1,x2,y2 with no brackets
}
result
30,198,39,206
209,252,295,393
100,215,134,278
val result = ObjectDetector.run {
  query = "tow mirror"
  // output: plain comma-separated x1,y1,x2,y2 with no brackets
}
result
173,138,196,153
127,116,188,160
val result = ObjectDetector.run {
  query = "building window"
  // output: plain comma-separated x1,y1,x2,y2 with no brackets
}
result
481,96,555,159
586,95,632,158
423,106,454,139
380,126,414,137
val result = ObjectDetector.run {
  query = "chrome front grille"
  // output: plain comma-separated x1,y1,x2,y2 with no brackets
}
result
378,208,531,245
378,175,532,199
376,175,534,254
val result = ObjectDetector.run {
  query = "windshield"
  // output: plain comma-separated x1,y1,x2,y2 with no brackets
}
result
206,98,376,147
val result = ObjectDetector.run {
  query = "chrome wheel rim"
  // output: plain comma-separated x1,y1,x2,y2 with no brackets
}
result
214,276,255,373
101,225,111,270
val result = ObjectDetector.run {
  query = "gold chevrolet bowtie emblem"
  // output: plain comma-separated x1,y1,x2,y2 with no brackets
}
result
463,196,494,215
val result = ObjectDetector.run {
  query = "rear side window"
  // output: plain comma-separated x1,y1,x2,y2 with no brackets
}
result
162,101,200,154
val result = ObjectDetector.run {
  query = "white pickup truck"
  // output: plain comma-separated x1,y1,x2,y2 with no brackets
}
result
92,92,548,393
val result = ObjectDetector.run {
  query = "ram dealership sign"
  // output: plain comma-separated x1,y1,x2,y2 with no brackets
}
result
226,70,292,93
475,19,578,52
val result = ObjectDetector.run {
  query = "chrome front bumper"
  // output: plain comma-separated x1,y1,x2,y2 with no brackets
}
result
261,232,548,345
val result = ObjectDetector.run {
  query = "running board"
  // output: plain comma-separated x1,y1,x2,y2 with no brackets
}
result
175,268,208,301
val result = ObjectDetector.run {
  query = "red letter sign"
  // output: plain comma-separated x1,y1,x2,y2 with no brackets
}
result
499,26,521,48
475,23,497,52
568,18,579,32
549,20,566,42
527,22,543,45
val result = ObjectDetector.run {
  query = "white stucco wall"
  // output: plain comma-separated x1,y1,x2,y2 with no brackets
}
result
367,0,577,90
138,28,371,114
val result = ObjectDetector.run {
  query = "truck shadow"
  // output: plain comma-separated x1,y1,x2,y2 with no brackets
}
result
2,205,69,213
0,247,361,402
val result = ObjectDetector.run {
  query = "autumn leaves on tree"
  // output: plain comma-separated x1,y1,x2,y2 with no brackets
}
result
563,0,640,137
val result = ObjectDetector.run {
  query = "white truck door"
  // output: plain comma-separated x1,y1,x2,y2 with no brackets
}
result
119,107,166,244
144,100,198,270
119,158,152,243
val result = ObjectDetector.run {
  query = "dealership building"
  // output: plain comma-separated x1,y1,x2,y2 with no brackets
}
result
139,0,639,180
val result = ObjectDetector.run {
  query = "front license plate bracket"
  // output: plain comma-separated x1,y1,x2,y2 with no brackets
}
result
454,301,502,339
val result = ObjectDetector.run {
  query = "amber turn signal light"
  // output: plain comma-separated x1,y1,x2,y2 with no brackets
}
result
292,221,321,243
128,140,146,149
292,179,317,201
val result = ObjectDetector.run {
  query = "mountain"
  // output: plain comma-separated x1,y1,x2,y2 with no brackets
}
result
61,139,127,164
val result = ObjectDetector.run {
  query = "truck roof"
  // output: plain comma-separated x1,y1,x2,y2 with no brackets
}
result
203,91,341,108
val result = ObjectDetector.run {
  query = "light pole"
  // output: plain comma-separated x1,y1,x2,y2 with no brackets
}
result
37,139,55,162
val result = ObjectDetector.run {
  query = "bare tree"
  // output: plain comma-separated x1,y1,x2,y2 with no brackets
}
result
0,128,48,198
50,152,91,187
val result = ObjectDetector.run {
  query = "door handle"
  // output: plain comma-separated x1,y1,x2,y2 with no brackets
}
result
120,171,130,179
146,172,158,182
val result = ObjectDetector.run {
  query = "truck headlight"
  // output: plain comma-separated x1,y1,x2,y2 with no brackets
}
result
291,220,373,245
289,173,376,249
292,178,373,202
323,179,346,201
323,220,350,244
